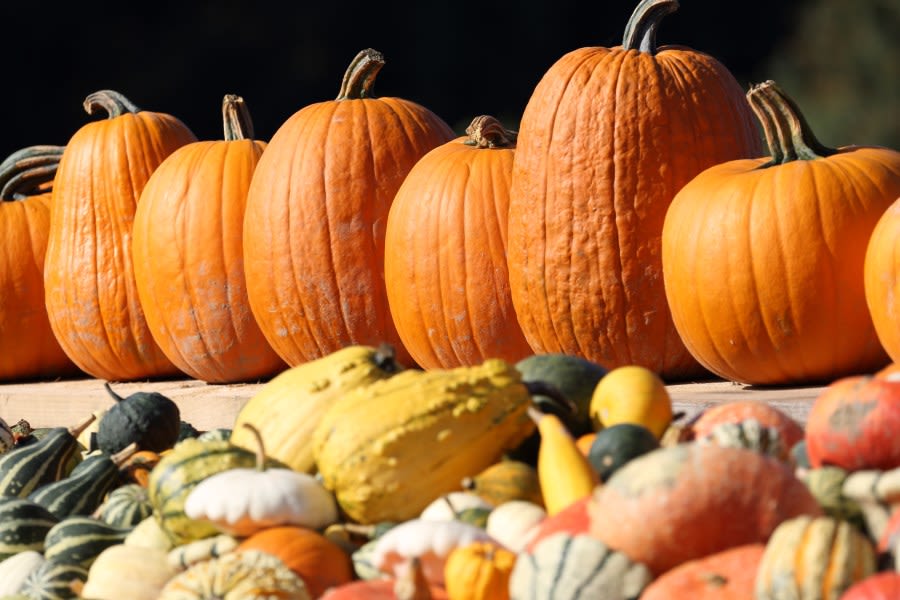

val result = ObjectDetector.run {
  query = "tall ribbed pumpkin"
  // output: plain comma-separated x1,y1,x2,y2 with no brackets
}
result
244,49,455,366
132,95,285,383
44,90,196,381
384,116,531,369
865,197,900,364
662,81,900,385
0,146,80,380
507,0,761,380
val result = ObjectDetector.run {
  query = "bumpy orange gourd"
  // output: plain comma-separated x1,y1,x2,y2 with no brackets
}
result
663,80,900,385
506,0,761,380
865,197,900,364
0,146,80,381
44,90,196,381
243,48,454,367
385,115,531,369
132,95,285,383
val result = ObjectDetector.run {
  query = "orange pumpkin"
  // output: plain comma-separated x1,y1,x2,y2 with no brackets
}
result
443,541,515,600
640,544,765,599
237,525,353,598
44,90,196,381
384,116,531,369
689,400,805,450
865,197,900,364
243,48,455,367
506,0,761,380
132,95,285,383
0,146,80,381
662,80,900,385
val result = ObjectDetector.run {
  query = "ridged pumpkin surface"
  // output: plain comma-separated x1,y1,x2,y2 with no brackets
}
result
865,197,900,364
506,0,761,380
640,543,765,599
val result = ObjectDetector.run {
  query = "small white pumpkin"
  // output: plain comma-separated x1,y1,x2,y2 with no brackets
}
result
485,500,547,553
0,550,45,595
420,492,493,521
81,544,176,600
372,518,494,587
184,424,338,537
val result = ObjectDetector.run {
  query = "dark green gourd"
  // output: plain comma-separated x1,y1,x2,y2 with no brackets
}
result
0,497,60,559
96,383,181,454
19,559,88,600
0,416,96,498
587,423,660,482
27,444,137,519
43,516,131,568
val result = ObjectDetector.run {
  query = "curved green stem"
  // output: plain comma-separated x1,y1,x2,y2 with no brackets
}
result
464,115,517,148
622,0,679,53
83,90,140,118
747,80,836,166
336,48,385,100
0,145,65,201
222,94,254,141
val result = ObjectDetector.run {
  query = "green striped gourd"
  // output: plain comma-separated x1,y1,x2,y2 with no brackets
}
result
43,516,130,568
148,437,280,545
696,418,788,462
95,483,153,528
0,498,60,559
18,560,88,600
27,445,136,519
0,416,95,497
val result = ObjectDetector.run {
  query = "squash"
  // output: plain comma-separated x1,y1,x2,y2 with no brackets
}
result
443,540,515,600
132,94,285,383
639,544,765,599
123,515,173,551
384,115,532,370
695,418,788,462
586,423,659,483
506,0,761,380
662,80,900,385
166,535,238,571
94,483,153,528
43,516,131,568
866,198,900,365
17,560,88,600
588,444,823,575
589,365,673,438
0,418,12,455
44,89,196,381
484,500,545,553
96,383,181,454
0,551,45,596
688,400,804,450
230,344,404,474
242,48,454,367
529,408,598,516
842,572,900,600
461,460,543,507
80,544,176,600
0,498,60,559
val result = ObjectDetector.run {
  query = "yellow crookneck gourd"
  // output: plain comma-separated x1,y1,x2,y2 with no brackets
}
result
530,407,599,516
312,358,553,524
230,344,404,473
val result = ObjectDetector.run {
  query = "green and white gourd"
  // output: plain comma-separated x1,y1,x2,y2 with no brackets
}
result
0,498,60,559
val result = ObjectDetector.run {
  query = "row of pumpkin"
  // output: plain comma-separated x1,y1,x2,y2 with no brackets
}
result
3,0,900,387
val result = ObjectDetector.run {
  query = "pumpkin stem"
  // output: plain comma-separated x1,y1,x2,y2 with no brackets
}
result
374,343,403,374
103,382,127,403
242,423,268,471
83,90,141,118
622,0,679,54
0,145,65,201
336,48,385,100
747,80,836,166
394,556,433,600
110,442,139,465
464,116,517,148
524,381,578,416
222,94,254,141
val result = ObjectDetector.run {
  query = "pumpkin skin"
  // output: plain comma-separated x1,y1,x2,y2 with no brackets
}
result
865,197,900,364
689,400,804,450
237,526,354,599
506,0,761,380
132,95,285,383
662,80,900,385
44,90,196,381
841,572,900,600
443,540,515,600
243,48,455,367
587,443,822,576
639,543,764,600
0,146,80,381
384,115,531,369
805,375,900,470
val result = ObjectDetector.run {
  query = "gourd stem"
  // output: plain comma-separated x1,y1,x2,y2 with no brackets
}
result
242,423,268,471
111,442,139,465
83,90,140,119
747,80,836,166
524,381,578,415
0,145,65,201
336,48,385,100
103,382,127,403
622,0,679,54
464,116,517,148
441,494,460,519
222,94,254,141
68,414,98,438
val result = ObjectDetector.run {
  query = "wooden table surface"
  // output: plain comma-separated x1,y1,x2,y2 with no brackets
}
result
0,375,825,431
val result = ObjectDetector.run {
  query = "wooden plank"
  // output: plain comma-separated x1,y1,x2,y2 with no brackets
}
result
0,375,825,430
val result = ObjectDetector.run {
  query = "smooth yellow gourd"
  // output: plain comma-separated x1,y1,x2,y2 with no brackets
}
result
589,365,673,438
531,408,599,516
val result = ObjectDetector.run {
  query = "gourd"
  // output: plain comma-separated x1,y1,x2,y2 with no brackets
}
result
230,344,404,473
688,400,804,450
842,572,900,600
662,80,900,385
132,94,285,383
94,483,153,528
167,535,238,571
81,544,176,600
44,89,196,381
0,498,60,559
639,544,765,599
586,423,659,483
43,516,131,567
443,540,516,600
243,48,455,367
695,419,788,462
506,0,761,380
484,500,546,553
96,383,181,454
123,515,173,551
312,358,564,523
384,115,532,369
530,408,597,516
419,492,493,522
0,551,45,596
17,560,88,600
0,418,12,455
461,460,543,507
0,145,79,381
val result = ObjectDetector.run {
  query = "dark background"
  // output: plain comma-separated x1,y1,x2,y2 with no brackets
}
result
1,0,897,160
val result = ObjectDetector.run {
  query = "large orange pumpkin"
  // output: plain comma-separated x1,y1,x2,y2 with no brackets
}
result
662,80,900,385
384,115,531,369
243,48,455,367
506,0,761,380
44,90,196,381
132,95,285,383
0,146,80,381
865,197,900,364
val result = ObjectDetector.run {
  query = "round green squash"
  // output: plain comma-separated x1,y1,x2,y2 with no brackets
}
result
587,423,659,482
96,384,181,454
